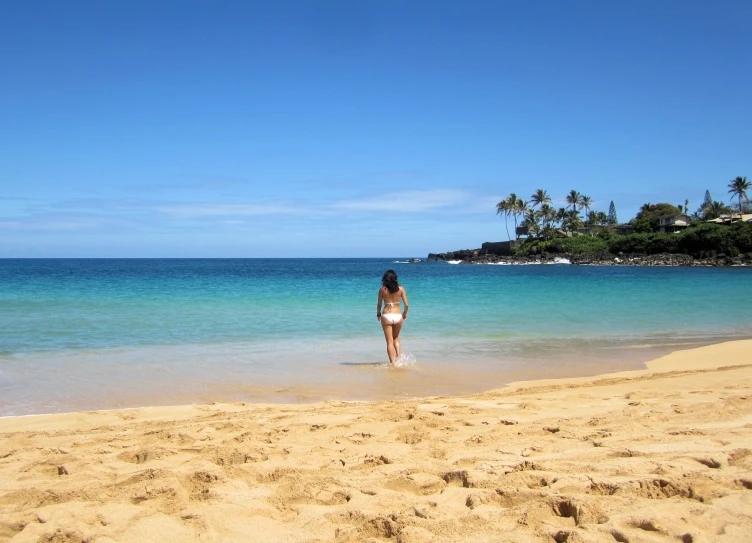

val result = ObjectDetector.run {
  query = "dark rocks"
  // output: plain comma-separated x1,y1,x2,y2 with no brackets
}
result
428,241,515,261
427,250,750,266
572,253,695,266
427,249,481,261
427,252,567,265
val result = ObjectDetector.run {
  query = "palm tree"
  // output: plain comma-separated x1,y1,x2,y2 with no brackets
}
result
580,195,592,220
728,176,750,216
556,207,568,232
506,193,521,238
565,190,583,216
495,198,511,240
539,203,555,236
523,209,541,238
513,199,530,238
565,209,584,233
702,200,733,221
530,189,551,209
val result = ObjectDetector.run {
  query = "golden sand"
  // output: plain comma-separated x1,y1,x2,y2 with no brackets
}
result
1,340,751,542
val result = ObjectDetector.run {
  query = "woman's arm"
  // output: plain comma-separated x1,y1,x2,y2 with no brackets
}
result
401,287,409,319
376,288,383,320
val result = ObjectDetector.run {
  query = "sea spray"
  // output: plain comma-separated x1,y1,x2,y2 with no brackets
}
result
394,353,416,368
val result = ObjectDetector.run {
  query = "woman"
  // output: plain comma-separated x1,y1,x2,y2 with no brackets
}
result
377,269,409,365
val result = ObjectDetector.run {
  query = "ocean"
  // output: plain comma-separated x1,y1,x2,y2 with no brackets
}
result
1,258,751,416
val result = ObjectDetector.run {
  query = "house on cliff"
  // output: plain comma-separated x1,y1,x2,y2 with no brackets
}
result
614,223,634,235
706,213,752,225
657,214,691,233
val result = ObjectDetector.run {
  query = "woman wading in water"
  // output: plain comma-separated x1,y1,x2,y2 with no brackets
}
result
377,269,409,365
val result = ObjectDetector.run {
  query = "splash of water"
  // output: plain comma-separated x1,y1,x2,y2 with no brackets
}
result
394,352,416,367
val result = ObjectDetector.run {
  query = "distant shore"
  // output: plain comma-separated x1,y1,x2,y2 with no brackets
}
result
427,249,752,266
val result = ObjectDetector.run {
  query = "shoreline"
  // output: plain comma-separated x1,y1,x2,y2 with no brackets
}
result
1,340,751,541
427,250,752,266
0,339,748,423
3,335,744,418
0,337,721,421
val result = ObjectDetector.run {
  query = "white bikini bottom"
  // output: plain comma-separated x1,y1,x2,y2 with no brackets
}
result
381,313,403,324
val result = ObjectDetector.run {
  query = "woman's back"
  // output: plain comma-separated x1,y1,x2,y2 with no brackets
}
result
381,286,403,311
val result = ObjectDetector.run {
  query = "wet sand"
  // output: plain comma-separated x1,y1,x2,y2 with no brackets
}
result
1,340,751,542
2,337,723,416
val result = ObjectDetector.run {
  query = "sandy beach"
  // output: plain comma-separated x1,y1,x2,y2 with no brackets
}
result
1,341,751,542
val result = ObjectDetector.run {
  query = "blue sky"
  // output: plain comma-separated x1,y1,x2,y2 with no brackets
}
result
1,0,750,257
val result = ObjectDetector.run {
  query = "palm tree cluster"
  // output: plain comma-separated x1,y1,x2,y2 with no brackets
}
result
496,189,610,240
696,177,750,220
698,197,733,220
495,176,749,242
728,176,750,215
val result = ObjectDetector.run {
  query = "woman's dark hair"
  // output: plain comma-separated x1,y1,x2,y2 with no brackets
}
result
381,269,399,293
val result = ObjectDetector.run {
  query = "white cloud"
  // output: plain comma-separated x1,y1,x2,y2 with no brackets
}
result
332,189,469,213
0,188,495,236
152,203,299,218
0,220,96,231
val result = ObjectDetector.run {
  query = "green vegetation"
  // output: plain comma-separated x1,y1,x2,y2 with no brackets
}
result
495,176,750,258
514,235,609,256
513,222,752,258
607,201,617,225
701,200,733,220
677,222,752,257
496,188,604,241
634,203,683,230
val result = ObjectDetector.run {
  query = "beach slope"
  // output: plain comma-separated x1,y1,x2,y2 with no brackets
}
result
1,341,751,542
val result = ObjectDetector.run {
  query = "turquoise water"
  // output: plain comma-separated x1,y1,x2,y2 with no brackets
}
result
1,258,751,415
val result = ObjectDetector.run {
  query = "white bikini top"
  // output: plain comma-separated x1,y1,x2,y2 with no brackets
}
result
383,287,401,309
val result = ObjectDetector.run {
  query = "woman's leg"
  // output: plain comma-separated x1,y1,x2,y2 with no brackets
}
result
381,322,396,364
392,320,404,360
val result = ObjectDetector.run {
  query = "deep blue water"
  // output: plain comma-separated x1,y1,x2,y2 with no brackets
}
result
1,258,751,415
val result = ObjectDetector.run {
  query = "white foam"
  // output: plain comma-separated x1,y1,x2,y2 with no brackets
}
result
394,353,416,367
549,257,571,264
447,260,462,265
